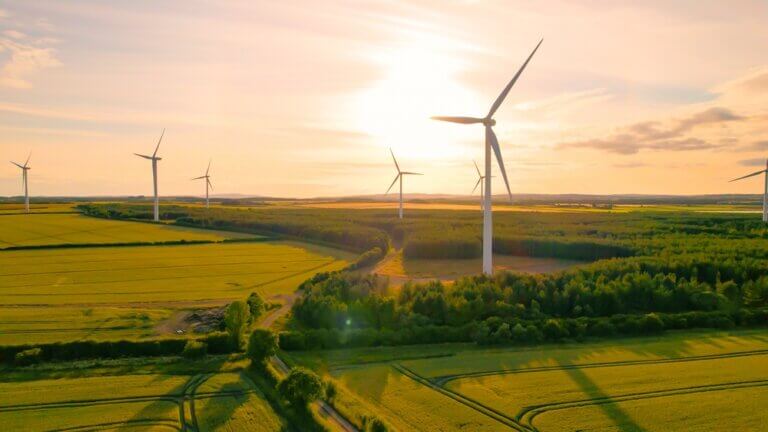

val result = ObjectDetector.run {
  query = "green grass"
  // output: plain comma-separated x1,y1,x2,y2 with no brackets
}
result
293,329,768,432
0,213,252,249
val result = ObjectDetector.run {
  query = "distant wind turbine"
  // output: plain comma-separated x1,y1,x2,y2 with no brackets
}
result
192,159,213,209
10,153,31,213
134,129,164,221
472,160,489,211
729,158,768,222
386,148,422,219
433,39,542,274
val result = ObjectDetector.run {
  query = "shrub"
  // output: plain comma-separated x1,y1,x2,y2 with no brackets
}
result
641,313,665,334
182,340,207,359
247,329,279,366
247,292,266,322
278,367,325,406
202,332,236,354
14,348,42,366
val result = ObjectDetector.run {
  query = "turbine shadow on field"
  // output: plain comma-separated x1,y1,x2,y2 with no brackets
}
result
559,361,646,432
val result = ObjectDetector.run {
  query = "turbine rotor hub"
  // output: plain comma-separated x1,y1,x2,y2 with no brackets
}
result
483,118,496,127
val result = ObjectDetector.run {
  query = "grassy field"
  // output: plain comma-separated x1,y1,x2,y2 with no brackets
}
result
0,203,78,214
0,214,354,345
288,329,768,432
0,213,253,249
0,369,283,431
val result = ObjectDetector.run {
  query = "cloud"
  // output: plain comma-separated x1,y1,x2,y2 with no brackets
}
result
738,158,766,167
0,39,60,89
559,107,742,154
613,162,647,168
3,30,25,40
740,140,768,152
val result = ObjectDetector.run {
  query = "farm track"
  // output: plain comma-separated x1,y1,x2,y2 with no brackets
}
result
393,348,768,432
0,373,260,432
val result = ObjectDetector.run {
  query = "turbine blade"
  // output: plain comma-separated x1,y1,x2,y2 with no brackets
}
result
24,152,31,167
431,116,484,124
207,178,213,190
192,175,206,180
153,128,165,157
386,174,400,194
206,159,211,176
10,161,24,169
401,171,423,175
134,153,153,159
474,160,481,177
390,148,400,173
487,127,512,199
472,177,482,194
729,169,767,182
487,39,543,119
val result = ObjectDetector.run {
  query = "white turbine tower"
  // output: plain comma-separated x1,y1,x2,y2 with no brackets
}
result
730,158,768,222
192,159,213,209
386,149,422,219
134,129,164,221
433,39,542,275
10,153,31,213
472,160,488,211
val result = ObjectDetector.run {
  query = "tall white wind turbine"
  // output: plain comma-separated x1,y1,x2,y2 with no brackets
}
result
134,129,164,221
386,149,422,219
10,153,31,213
730,158,768,222
192,159,213,209
433,39,542,275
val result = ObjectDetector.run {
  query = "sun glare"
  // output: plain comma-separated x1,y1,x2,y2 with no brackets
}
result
352,34,481,160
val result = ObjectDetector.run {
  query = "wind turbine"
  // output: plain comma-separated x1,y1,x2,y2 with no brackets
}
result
192,159,213,209
472,160,488,211
729,158,768,222
134,129,164,221
386,148,422,219
432,39,542,275
10,153,31,213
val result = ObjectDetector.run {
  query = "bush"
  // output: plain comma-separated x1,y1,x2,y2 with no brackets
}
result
182,340,207,359
202,332,236,354
14,348,42,366
641,313,665,334
278,367,325,406
247,329,278,366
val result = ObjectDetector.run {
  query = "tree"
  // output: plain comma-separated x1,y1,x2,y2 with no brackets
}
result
278,367,325,406
248,292,266,322
225,301,250,349
247,328,278,366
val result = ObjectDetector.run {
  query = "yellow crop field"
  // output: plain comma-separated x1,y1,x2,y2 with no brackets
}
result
312,330,768,432
0,214,354,345
0,213,249,249
0,372,282,431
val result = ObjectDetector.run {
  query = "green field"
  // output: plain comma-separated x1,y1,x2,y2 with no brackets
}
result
289,330,768,431
0,213,253,249
0,214,354,345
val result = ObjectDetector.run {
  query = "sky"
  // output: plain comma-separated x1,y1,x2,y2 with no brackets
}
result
0,0,767,198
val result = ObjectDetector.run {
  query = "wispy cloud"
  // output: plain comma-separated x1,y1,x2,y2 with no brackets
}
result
738,158,766,167
559,107,743,155
0,21,60,89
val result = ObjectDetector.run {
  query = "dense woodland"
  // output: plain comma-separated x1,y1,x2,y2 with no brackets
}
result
81,203,768,348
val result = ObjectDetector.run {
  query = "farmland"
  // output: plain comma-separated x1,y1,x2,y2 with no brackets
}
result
288,329,768,431
0,213,354,345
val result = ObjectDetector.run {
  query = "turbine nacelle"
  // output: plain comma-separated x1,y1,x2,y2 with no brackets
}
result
483,118,496,127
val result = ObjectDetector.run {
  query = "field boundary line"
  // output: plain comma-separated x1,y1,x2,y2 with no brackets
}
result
435,348,768,385
393,363,528,431
46,418,181,432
